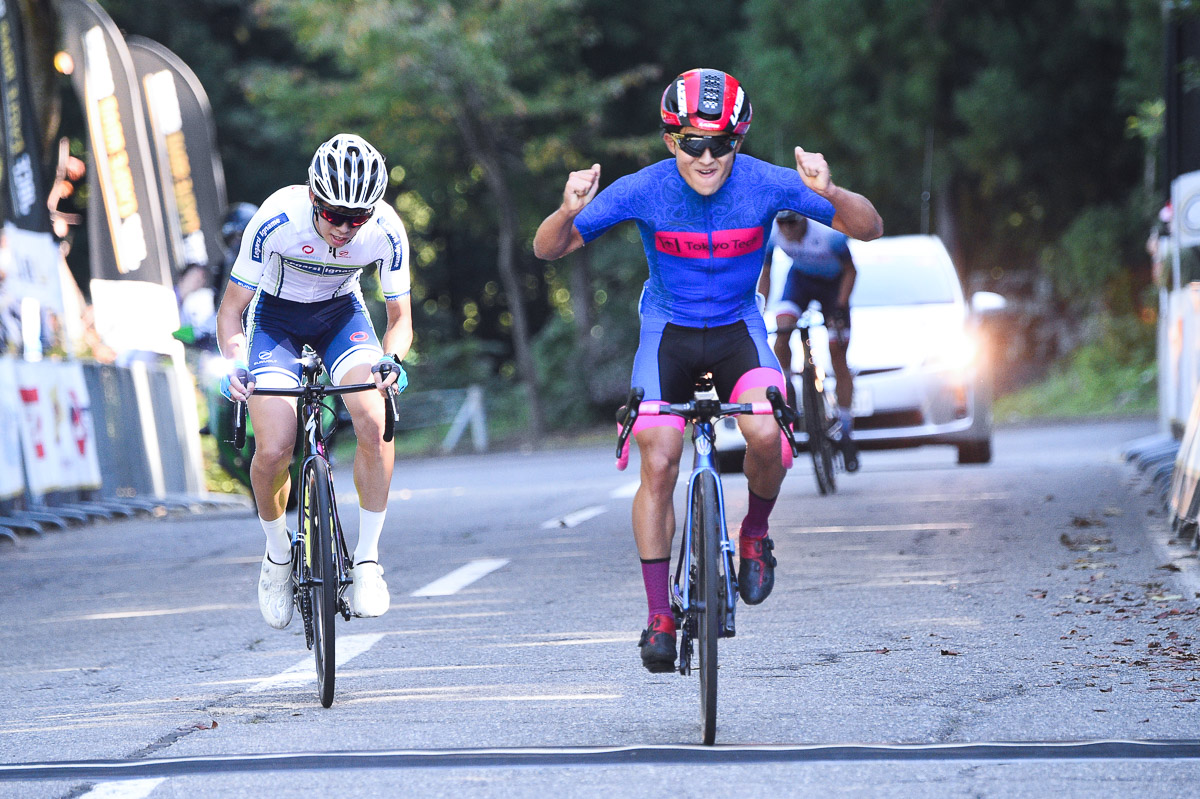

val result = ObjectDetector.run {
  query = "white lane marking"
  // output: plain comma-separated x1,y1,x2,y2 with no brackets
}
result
80,779,165,799
540,505,607,529
411,559,510,597
610,481,639,499
249,633,385,692
785,522,973,534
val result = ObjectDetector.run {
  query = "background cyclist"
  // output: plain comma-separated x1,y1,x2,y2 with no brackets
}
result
533,68,882,673
758,211,859,471
216,133,412,630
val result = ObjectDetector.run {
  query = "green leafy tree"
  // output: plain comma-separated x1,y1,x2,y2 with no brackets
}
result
252,0,654,437
739,0,1162,294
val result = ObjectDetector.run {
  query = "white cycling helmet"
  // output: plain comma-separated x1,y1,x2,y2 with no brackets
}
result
308,133,388,210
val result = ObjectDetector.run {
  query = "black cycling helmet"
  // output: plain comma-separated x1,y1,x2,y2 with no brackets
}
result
221,202,258,252
308,133,388,211
660,68,752,136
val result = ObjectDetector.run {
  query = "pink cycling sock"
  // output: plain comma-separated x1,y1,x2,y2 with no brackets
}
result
740,489,778,540
640,557,672,625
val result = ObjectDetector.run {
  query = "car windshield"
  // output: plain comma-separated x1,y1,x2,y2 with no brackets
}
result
850,250,960,307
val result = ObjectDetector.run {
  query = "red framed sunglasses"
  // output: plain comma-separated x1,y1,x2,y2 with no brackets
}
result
314,201,374,228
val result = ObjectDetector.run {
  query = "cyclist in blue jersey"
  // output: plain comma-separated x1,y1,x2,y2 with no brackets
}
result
216,134,411,630
534,68,882,673
758,211,860,471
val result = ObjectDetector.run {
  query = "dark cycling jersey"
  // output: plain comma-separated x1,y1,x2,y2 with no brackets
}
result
574,155,835,327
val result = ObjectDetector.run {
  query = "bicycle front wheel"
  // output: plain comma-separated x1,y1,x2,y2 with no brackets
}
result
302,459,338,707
692,471,721,745
802,366,837,496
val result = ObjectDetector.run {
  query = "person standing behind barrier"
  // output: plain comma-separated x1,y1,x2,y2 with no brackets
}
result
215,134,412,630
757,210,859,471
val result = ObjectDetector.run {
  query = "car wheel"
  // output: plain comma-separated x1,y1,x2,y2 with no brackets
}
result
717,449,745,474
957,440,992,465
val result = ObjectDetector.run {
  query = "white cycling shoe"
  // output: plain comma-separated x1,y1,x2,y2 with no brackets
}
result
258,552,294,629
349,561,390,617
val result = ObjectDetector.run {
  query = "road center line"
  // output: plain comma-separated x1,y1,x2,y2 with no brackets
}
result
540,505,607,529
785,522,973,535
249,633,385,692
610,481,639,499
411,559,510,597
78,778,165,798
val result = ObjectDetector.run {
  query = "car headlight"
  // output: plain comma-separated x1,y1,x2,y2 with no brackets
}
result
922,333,978,371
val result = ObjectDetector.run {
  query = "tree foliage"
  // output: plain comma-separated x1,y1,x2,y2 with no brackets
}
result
66,0,1173,431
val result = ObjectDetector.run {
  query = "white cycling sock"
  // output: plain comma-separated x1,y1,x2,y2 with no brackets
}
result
354,507,387,565
259,514,291,563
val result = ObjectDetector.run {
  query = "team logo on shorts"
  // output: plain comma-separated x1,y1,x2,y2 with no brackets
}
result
258,350,274,361
350,331,369,342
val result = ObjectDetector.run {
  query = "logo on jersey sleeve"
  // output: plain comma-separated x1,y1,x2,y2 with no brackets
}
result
252,213,289,262
654,227,764,259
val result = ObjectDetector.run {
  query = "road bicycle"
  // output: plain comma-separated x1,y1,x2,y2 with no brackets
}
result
232,349,400,707
792,306,842,495
616,378,798,745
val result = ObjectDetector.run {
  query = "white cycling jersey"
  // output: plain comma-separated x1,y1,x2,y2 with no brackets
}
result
229,185,411,304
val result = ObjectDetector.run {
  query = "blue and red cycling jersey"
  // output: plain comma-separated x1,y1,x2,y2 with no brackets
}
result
573,155,836,327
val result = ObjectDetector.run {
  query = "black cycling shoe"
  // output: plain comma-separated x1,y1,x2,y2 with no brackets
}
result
841,433,859,473
737,534,777,605
638,614,677,673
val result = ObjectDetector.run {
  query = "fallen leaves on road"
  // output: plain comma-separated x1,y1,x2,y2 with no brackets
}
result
940,649,960,656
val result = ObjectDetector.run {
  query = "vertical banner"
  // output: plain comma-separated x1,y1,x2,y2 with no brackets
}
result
0,0,52,233
14,359,102,497
0,0,65,349
56,0,179,354
127,36,228,279
0,357,26,500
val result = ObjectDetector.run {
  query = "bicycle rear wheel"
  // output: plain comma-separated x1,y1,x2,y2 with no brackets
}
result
802,365,837,495
302,459,338,707
692,471,721,745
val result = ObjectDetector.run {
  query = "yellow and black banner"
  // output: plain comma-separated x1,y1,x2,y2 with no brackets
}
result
56,0,170,285
127,35,228,280
57,0,179,354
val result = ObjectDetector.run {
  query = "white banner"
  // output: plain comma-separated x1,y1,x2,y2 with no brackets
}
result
14,360,102,496
1173,170,1200,250
3,224,64,314
0,358,26,499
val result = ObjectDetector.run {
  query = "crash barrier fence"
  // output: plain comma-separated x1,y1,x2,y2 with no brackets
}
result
0,353,212,537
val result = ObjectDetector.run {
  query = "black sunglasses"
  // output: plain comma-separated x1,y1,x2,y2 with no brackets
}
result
668,132,741,158
314,201,374,228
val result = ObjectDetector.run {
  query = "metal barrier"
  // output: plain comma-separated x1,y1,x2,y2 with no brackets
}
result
0,353,232,537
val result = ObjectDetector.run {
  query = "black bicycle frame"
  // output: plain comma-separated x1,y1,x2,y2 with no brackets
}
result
675,409,739,647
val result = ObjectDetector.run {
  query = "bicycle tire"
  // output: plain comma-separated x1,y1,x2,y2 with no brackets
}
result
802,365,837,495
302,459,338,707
692,471,721,745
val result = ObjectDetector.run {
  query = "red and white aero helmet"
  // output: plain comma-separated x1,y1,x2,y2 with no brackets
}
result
660,69,752,136
308,133,388,210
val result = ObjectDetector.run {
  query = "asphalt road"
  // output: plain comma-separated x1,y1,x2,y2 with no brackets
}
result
2,417,1199,798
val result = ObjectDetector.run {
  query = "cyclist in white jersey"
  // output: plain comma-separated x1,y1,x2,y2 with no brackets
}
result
215,134,412,629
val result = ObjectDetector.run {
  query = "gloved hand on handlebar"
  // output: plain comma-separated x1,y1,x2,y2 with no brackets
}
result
219,361,253,402
371,354,409,394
